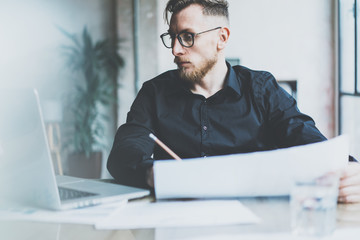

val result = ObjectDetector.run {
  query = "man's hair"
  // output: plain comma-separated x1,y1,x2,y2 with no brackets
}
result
164,0,229,25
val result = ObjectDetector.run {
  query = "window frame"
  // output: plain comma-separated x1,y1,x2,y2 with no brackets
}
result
338,0,360,134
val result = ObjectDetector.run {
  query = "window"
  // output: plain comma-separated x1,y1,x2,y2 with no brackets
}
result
339,0,360,159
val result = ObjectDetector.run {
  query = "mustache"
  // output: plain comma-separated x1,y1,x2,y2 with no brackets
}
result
174,58,190,64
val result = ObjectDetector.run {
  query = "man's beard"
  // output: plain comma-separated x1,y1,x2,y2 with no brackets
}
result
175,56,217,85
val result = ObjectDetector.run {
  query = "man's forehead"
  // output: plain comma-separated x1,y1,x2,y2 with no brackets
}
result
168,8,208,33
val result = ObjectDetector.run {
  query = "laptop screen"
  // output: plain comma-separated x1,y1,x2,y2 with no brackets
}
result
0,88,61,209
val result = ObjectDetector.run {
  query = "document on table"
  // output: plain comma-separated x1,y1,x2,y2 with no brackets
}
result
95,200,260,229
0,200,127,225
154,135,349,199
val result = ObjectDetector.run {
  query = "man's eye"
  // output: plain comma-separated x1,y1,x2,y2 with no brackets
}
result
181,33,193,43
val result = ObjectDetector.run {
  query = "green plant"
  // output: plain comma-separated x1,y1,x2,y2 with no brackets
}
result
60,26,124,157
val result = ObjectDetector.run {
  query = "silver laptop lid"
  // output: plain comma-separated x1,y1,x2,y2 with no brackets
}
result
0,88,61,209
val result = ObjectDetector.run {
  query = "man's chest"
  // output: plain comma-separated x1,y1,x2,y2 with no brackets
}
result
153,96,268,157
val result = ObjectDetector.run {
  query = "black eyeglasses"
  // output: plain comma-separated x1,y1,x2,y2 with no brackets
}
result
160,27,221,49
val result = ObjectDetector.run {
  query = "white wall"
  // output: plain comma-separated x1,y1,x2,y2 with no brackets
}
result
0,0,116,177
226,0,335,138
0,0,112,100
156,0,335,138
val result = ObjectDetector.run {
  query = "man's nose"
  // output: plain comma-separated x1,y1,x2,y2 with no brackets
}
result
172,37,185,56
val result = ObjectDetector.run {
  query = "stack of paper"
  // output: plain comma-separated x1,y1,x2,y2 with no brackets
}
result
95,200,260,229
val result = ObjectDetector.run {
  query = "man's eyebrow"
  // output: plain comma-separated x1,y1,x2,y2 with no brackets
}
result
168,28,194,34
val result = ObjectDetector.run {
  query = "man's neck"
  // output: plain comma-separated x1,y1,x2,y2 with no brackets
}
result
190,60,228,98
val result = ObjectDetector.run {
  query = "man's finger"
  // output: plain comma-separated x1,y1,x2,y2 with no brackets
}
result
338,194,360,203
339,174,360,189
340,162,360,180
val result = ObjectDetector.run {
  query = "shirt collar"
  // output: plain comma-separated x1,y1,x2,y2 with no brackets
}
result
224,61,242,96
167,61,242,96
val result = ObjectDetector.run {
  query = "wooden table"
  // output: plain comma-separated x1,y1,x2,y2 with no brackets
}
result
1,197,360,240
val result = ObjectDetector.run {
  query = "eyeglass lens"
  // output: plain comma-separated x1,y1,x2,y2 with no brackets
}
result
162,32,194,48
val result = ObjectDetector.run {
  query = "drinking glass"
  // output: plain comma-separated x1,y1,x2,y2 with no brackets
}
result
290,173,339,237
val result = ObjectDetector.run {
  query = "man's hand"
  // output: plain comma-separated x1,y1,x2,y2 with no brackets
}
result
146,167,154,188
338,162,360,203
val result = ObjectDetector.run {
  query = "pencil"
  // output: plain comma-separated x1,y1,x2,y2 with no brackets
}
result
149,133,182,161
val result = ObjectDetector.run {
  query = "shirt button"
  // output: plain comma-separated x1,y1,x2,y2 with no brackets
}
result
203,126,207,131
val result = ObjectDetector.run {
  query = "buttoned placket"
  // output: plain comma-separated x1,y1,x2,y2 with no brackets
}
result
200,99,208,157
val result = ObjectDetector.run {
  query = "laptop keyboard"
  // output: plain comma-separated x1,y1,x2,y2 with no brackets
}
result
58,186,98,201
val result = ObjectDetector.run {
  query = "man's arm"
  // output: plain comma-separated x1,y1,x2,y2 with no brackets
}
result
107,83,156,189
257,72,327,147
257,73,360,203
107,124,154,188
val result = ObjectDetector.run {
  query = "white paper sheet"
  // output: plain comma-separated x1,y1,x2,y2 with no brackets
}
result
154,135,349,199
0,200,127,225
95,200,260,229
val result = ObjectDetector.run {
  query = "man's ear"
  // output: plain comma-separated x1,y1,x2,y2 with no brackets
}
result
217,27,230,50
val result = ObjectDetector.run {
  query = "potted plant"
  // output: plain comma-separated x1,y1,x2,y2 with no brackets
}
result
59,26,124,178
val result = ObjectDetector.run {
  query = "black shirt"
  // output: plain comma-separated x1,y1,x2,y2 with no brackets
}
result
107,63,326,188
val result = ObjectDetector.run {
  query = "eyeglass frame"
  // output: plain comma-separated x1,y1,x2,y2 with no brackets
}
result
160,26,222,49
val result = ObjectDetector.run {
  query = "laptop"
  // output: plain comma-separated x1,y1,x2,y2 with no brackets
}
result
0,88,149,210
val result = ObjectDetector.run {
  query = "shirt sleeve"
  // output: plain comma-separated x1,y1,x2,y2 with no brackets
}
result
255,72,327,148
107,82,156,188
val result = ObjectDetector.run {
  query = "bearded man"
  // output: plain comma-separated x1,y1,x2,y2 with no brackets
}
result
107,0,360,203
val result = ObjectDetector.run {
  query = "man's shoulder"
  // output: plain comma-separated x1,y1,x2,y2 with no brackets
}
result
144,69,178,86
231,65,277,93
136,70,180,96
232,65,274,84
